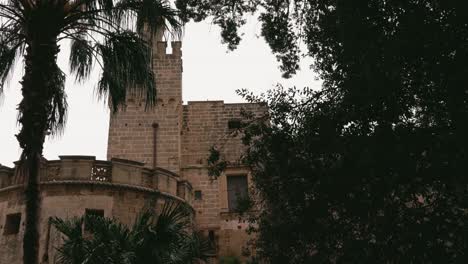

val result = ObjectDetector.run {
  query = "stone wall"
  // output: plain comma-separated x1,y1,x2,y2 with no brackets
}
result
180,102,266,259
107,41,183,174
0,185,174,264
181,101,266,166
0,156,191,264
105,37,268,261
182,166,255,259
0,165,14,188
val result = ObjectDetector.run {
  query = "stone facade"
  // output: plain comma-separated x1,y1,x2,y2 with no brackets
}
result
107,40,266,260
0,156,190,264
0,38,265,263
107,41,184,174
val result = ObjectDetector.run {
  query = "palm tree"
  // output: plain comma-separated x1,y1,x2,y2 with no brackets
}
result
50,201,212,264
0,0,181,263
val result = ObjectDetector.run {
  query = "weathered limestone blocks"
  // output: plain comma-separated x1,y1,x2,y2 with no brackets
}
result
0,165,13,188
0,157,187,199
58,155,95,181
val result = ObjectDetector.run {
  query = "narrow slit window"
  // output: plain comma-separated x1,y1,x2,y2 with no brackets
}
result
194,190,202,200
208,230,215,243
207,229,217,250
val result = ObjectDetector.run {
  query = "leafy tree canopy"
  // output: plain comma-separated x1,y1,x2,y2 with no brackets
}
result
198,1,468,263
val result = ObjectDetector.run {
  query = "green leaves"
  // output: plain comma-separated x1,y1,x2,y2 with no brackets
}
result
177,2,468,261
49,217,88,264
207,146,227,178
52,201,211,264
175,0,302,76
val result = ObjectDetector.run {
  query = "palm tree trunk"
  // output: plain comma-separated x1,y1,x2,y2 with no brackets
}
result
17,36,60,264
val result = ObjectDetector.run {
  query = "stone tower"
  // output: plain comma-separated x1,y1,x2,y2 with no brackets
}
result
106,37,267,261
0,37,266,263
107,40,183,174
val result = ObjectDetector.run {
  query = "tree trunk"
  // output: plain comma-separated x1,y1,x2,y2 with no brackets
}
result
17,36,60,264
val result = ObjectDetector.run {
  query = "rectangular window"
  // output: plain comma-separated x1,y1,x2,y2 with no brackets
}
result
208,230,218,250
84,209,104,231
194,190,202,200
228,119,242,130
85,209,104,218
227,175,248,212
4,213,21,235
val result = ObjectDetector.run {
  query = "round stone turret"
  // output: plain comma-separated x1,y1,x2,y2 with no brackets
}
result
0,156,193,264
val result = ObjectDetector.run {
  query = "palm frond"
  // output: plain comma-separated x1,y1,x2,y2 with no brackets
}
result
97,30,155,112
0,42,17,93
157,200,192,229
180,232,214,264
85,214,131,242
154,201,191,243
50,217,89,264
131,209,154,233
53,201,210,264
160,231,213,264
115,0,182,40
84,0,114,17
50,216,84,239
69,34,94,83
47,64,68,136
84,214,135,264
0,1,25,22
132,201,195,263
0,23,24,93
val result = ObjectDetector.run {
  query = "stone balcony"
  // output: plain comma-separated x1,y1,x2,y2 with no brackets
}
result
0,156,193,204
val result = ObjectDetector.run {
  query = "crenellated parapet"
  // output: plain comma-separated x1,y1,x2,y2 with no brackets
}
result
108,39,184,174
0,156,192,202
155,41,182,59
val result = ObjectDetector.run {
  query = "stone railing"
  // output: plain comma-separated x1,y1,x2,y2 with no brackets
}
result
0,156,192,201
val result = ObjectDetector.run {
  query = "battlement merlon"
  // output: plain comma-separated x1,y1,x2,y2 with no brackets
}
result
155,41,182,59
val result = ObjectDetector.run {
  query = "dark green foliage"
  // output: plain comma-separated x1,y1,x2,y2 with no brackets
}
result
175,0,257,51
0,42,18,89
69,36,93,83
233,193,253,215
207,146,227,178
183,1,468,263
175,0,302,77
239,86,468,263
51,201,213,264
97,31,155,112
115,0,181,40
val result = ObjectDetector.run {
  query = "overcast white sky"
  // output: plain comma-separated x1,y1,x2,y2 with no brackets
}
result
0,19,321,167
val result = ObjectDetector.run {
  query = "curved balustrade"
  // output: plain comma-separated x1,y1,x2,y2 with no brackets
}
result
0,156,192,202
